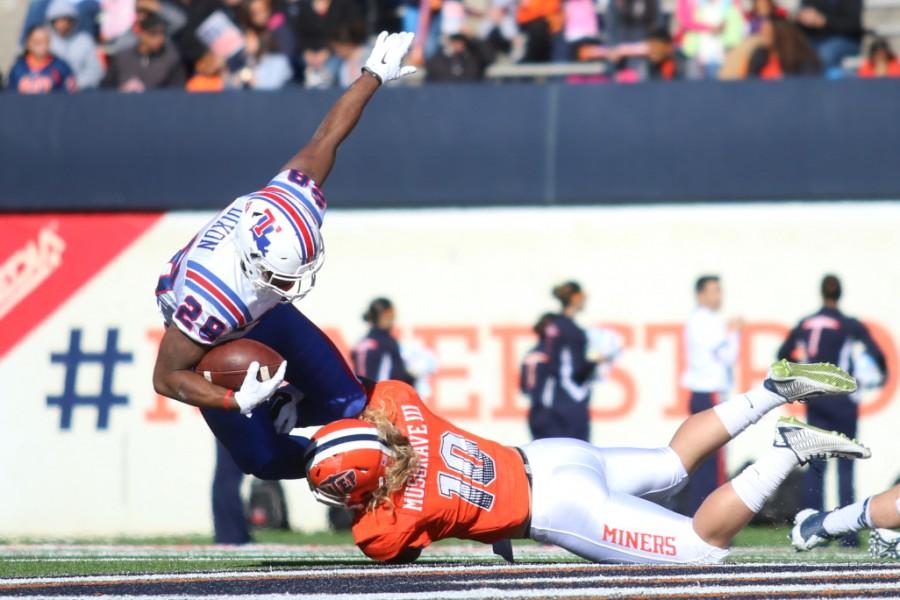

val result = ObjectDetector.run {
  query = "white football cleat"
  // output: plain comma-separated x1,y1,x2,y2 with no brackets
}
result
774,416,871,466
791,508,834,551
764,359,857,403
869,528,900,560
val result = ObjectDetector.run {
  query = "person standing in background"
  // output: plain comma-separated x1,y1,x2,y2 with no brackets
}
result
777,274,887,546
526,281,597,442
521,313,553,440
351,298,416,386
680,275,742,515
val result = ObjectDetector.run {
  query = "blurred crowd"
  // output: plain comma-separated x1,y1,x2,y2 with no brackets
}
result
3,0,900,93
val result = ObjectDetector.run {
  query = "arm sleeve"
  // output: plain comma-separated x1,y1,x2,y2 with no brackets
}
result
851,319,888,376
716,330,740,366
356,525,428,562
776,325,802,360
364,342,383,381
265,170,327,225
388,338,416,386
76,39,105,88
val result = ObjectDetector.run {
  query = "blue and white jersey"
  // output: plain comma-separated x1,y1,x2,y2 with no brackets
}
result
155,170,327,345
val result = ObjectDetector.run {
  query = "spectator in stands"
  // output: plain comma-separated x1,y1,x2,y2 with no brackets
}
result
103,13,185,91
605,0,662,76
516,0,562,62
302,40,336,88
747,17,821,78
426,33,487,80
646,26,688,79
232,29,294,89
675,0,746,78
105,0,188,56
796,0,863,74
21,0,100,42
480,0,521,61
561,0,600,60
857,38,900,77
173,0,242,68
186,50,226,91
8,25,77,94
46,0,104,89
329,24,369,87
294,0,366,58
240,0,297,61
777,274,887,546
745,0,786,34
680,275,741,515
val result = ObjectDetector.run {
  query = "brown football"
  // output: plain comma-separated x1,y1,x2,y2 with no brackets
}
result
195,339,284,390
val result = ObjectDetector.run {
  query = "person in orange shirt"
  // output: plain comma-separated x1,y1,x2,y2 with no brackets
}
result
857,38,900,78
307,360,870,564
186,51,227,93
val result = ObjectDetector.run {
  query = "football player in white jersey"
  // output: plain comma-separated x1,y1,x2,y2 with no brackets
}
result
152,31,417,481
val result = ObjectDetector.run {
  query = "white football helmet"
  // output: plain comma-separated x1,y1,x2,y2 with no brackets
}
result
235,196,325,302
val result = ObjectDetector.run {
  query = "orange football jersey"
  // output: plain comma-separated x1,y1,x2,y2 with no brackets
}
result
352,381,531,561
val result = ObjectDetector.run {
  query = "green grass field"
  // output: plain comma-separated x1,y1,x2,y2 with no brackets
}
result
0,526,882,580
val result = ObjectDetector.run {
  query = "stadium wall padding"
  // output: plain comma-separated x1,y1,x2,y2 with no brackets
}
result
1,203,898,535
1,79,900,211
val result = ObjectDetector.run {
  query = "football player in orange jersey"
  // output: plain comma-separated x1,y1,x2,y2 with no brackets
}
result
306,360,871,564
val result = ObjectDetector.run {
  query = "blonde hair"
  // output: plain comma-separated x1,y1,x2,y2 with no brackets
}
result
361,406,420,512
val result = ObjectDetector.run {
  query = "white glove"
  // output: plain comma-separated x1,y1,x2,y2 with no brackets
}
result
234,360,287,415
363,31,417,84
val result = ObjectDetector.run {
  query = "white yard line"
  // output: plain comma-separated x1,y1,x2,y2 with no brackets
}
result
5,579,899,600
3,563,897,587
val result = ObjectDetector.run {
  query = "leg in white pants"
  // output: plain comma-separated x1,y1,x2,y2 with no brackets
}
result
522,438,728,564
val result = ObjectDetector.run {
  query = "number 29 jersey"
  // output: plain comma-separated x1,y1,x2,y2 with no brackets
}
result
155,170,326,345
352,381,531,561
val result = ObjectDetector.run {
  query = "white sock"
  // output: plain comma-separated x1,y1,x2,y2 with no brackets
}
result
823,498,873,535
730,447,797,513
713,385,785,437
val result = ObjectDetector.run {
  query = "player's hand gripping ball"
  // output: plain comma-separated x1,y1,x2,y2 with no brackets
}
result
196,339,287,414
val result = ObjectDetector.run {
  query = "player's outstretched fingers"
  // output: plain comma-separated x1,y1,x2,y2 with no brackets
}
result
270,361,287,387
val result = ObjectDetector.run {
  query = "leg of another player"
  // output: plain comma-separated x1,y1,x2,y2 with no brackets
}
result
201,407,310,479
820,484,900,536
668,384,785,474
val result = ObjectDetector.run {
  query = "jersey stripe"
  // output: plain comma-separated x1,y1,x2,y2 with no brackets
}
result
268,181,323,227
264,187,320,243
184,279,238,328
186,260,251,324
253,191,316,260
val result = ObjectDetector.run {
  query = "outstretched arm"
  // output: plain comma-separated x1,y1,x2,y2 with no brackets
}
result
282,31,416,186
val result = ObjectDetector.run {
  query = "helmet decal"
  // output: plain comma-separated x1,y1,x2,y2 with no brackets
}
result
318,470,358,497
250,208,281,257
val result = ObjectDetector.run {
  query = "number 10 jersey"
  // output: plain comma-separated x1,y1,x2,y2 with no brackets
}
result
352,381,531,561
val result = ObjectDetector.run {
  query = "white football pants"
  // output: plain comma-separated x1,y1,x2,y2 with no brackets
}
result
521,438,729,564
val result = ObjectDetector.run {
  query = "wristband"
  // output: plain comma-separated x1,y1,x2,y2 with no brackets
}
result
223,389,234,410
361,66,383,85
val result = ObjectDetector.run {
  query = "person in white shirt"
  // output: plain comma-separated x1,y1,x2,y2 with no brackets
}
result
680,275,743,515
